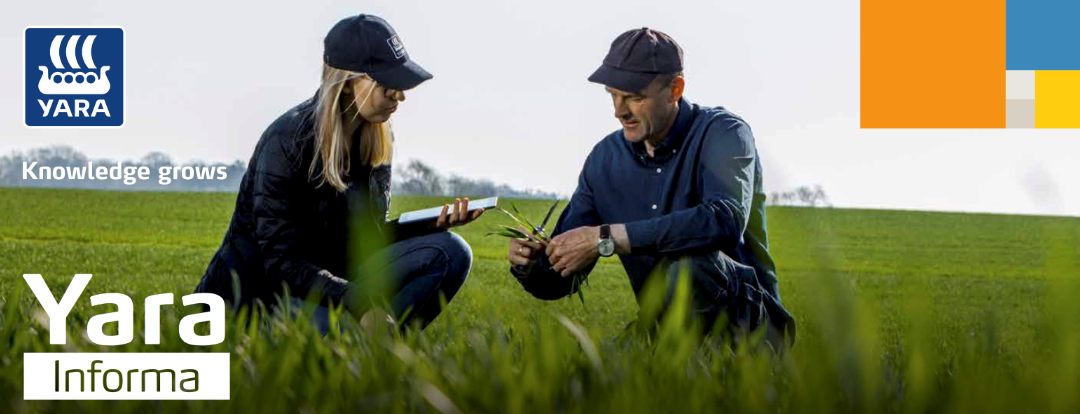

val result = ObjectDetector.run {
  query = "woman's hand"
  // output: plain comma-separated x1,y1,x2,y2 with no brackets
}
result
435,197,485,229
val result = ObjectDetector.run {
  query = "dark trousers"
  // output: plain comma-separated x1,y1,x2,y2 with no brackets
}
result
644,251,796,348
288,231,473,335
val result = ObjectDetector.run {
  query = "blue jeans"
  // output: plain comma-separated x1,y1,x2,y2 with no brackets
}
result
289,231,473,334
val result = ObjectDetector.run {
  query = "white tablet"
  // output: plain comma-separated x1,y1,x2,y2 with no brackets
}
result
396,196,498,225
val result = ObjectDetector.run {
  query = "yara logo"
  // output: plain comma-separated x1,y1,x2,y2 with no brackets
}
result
23,274,225,346
25,27,125,128
37,35,111,95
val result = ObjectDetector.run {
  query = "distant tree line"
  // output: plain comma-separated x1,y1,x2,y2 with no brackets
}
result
3,146,822,204
393,159,559,199
0,146,561,199
767,185,831,207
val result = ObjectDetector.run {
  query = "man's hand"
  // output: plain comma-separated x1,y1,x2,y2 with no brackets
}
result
547,226,601,277
435,197,485,229
508,226,544,268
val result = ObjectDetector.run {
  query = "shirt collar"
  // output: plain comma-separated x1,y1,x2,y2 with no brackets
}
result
629,97,692,159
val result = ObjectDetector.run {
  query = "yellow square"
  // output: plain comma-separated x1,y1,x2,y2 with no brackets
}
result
1035,71,1080,128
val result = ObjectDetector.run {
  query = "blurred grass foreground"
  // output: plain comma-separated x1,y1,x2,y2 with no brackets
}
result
1,187,1079,413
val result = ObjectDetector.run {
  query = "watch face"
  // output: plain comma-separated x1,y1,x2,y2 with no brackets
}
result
598,239,615,257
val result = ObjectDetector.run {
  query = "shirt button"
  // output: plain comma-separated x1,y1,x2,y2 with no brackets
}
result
656,168,662,173
651,204,658,210
673,149,677,154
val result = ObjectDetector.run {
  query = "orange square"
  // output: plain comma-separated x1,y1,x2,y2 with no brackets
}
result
861,0,1006,128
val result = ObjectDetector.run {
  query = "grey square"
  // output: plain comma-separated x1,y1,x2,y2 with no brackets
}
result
1006,99,1036,128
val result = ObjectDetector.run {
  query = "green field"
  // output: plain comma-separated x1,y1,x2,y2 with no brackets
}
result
1,187,1079,413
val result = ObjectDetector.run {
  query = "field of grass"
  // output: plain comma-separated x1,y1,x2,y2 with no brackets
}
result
1,187,1079,413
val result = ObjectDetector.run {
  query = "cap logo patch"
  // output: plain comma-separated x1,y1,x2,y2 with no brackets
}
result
387,35,406,59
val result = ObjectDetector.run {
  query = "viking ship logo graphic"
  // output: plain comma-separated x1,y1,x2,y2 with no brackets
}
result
37,34,111,95
25,27,125,128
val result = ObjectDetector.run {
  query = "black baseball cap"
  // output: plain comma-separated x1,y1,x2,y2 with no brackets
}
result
588,27,683,93
323,14,432,91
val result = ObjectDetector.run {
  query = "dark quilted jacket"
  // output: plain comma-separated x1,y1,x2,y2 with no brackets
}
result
194,93,437,308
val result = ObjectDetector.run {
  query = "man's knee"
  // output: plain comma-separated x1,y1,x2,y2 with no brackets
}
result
665,255,718,280
666,253,739,285
662,255,731,314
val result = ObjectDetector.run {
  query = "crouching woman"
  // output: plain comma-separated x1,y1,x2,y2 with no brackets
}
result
195,14,481,333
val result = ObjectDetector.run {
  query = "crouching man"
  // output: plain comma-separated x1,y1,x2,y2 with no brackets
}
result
507,27,795,348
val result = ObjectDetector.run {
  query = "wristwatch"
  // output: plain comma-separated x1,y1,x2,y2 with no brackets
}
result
597,224,615,257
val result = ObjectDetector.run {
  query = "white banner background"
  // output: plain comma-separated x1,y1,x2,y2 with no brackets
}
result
23,352,229,400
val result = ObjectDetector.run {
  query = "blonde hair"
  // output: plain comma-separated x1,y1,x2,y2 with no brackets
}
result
310,64,394,192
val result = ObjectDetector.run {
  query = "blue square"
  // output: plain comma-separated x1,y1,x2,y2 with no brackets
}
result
1007,0,1080,70
24,27,125,128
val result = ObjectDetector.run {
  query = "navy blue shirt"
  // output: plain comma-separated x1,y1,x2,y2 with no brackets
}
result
514,98,779,301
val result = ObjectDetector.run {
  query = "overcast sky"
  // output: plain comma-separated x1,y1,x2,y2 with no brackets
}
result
3,0,1077,216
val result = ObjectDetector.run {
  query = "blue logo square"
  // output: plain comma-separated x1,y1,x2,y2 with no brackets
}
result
24,27,125,128
1007,0,1080,70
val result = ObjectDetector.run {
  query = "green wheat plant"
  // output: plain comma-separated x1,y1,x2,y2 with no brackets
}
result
486,200,589,305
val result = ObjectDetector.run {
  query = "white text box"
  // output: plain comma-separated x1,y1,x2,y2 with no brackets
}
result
24,352,229,400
